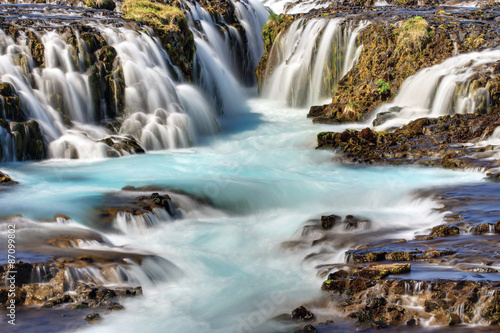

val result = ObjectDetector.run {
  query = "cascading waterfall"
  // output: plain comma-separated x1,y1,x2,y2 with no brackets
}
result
48,24,221,158
371,49,500,129
183,0,268,114
0,0,269,161
261,18,369,107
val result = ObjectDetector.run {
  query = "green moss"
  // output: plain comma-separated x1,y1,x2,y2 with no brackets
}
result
85,0,115,10
122,0,183,29
376,79,391,95
386,251,412,261
122,0,194,79
397,16,431,52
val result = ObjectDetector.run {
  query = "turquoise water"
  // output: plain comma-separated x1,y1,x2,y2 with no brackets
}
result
0,99,484,332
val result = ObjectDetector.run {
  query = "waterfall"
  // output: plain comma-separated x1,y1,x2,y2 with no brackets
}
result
184,0,268,114
0,0,269,161
371,49,500,129
261,18,369,107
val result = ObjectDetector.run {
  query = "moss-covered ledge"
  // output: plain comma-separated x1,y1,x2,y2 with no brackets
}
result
122,0,195,80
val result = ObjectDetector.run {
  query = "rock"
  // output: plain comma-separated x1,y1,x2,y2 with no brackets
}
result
291,306,315,321
495,220,500,233
386,251,414,261
106,302,125,311
122,0,195,80
321,214,341,230
464,267,498,273
302,324,317,333
406,318,417,326
431,224,460,237
0,171,17,185
85,312,100,324
344,215,371,230
95,188,181,228
346,250,387,263
327,270,349,281
356,263,411,280
99,135,145,157
371,321,388,329
84,0,116,10
470,223,492,234
448,313,461,326
322,279,347,293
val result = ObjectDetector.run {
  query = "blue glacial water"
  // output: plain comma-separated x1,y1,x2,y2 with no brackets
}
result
0,98,484,332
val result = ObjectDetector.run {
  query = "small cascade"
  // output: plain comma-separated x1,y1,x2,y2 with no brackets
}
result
183,0,268,114
64,256,181,289
262,0,330,14
114,208,174,234
371,49,500,129
261,18,369,107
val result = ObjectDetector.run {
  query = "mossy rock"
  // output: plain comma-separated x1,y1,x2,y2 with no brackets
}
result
356,263,411,280
9,120,45,161
0,171,17,185
122,0,194,80
0,82,27,122
431,224,460,237
85,0,116,10
256,14,295,89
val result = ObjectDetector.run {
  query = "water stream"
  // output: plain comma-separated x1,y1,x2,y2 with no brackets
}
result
0,1,496,332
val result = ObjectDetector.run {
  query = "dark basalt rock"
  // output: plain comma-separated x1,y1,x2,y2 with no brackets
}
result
94,186,182,229
99,135,145,158
317,112,500,171
291,305,315,321
321,214,341,230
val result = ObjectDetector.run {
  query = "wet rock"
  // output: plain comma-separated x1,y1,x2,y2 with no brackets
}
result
291,306,315,321
406,318,416,326
321,214,341,230
385,251,414,261
95,188,181,228
0,286,26,307
346,250,387,263
469,223,492,234
344,215,371,230
327,270,349,281
371,321,388,329
464,267,498,273
302,324,317,333
41,294,74,308
84,0,115,10
356,263,411,280
106,302,125,311
99,135,145,157
9,119,45,161
0,171,17,185
85,312,100,324
431,224,460,237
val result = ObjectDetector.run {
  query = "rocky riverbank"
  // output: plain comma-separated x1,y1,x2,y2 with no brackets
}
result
279,183,500,331
0,186,199,330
